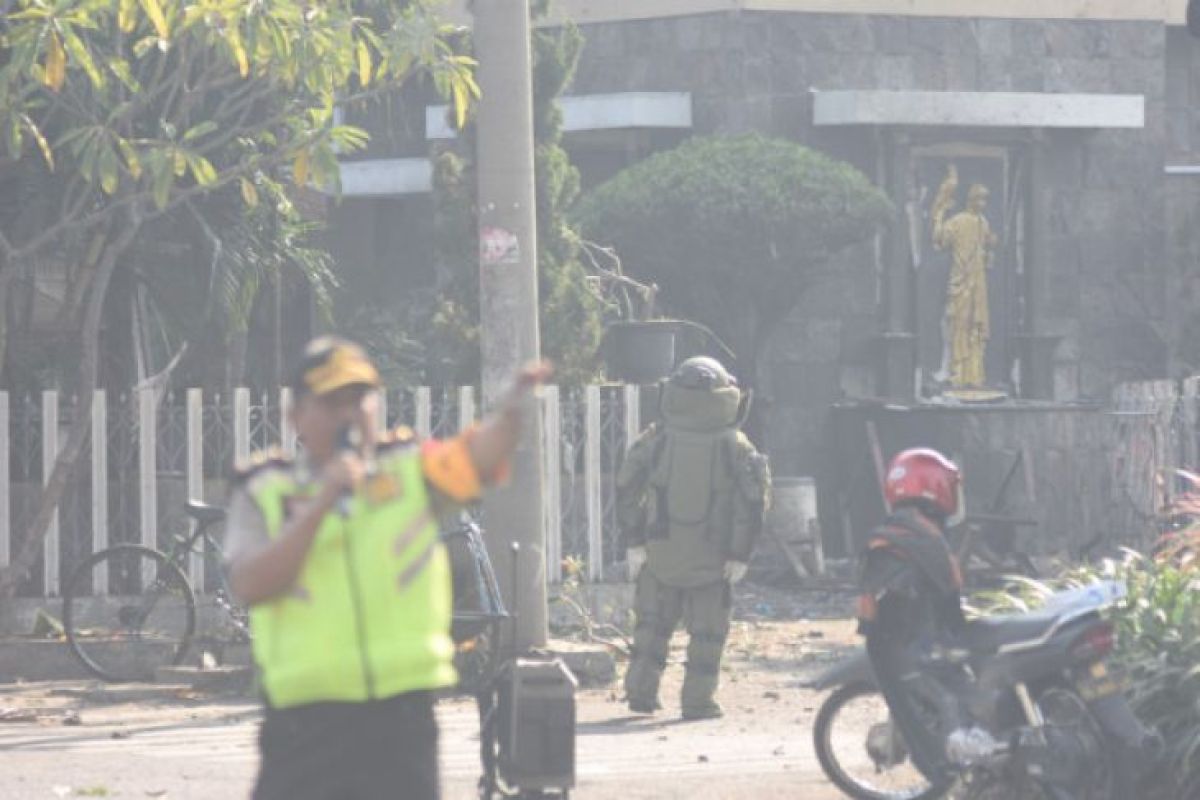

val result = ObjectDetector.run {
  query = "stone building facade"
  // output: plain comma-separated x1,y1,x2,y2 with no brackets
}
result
326,2,1200,523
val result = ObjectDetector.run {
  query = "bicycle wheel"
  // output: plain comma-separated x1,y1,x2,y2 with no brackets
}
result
62,544,196,682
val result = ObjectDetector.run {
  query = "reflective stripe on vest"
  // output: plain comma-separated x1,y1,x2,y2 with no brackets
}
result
247,443,456,708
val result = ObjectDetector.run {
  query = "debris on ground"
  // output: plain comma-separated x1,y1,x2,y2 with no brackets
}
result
734,582,856,622
30,608,65,639
0,707,38,723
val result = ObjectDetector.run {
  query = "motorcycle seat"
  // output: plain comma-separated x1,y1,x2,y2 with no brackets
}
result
962,612,1063,653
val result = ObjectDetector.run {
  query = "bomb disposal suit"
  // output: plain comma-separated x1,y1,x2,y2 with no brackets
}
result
617,357,771,719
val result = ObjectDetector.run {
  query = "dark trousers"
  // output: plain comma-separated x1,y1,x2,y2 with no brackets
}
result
253,691,439,800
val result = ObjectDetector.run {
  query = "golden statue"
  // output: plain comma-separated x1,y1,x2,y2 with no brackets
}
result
931,165,998,389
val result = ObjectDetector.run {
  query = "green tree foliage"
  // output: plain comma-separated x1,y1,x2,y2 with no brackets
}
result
573,134,893,378
0,0,477,593
426,5,603,387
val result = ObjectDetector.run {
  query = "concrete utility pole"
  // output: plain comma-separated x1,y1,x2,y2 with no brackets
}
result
473,0,548,650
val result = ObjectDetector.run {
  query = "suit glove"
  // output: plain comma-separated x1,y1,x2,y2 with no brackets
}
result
627,546,647,580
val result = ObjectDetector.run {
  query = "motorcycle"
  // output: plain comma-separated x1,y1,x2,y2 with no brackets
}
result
809,580,1159,800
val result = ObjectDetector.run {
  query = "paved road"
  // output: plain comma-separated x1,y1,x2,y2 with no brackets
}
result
0,695,846,799
2,618,871,799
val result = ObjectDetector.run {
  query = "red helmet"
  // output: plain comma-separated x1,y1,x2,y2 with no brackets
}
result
885,448,963,522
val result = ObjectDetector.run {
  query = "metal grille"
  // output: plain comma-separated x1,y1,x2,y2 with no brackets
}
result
56,399,92,593
107,395,140,547
600,386,631,568
429,387,460,438
202,394,236,480
5,384,640,599
157,394,188,476
10,394,41,484
557,388,587,568
248,392,282,453
8,393,42,597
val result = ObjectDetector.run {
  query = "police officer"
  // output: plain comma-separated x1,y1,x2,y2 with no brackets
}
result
617,357,770,720
224,336,549,800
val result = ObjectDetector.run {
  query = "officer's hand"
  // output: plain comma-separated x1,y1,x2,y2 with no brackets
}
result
627,546,647,580
319,452,367,505
514,360,554,393
723,560,748,585
500,361,554,415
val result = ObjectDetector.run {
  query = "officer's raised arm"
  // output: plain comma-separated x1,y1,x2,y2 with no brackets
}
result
463,361,554,482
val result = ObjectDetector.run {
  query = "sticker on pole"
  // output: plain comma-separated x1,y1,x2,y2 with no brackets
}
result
481,226,520,265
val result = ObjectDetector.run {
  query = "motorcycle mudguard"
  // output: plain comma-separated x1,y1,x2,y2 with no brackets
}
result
806,648,875,691
1086,691,1163,772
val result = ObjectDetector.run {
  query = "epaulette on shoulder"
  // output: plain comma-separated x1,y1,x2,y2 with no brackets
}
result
377,425,418,454
232,447,293,485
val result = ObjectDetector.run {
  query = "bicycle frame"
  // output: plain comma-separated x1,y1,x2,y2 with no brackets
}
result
173,505,250,642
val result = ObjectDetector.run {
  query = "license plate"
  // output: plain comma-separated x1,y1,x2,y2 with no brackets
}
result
1076,662,1128,701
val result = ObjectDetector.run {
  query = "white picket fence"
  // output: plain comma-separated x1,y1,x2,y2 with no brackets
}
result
0,384,641,599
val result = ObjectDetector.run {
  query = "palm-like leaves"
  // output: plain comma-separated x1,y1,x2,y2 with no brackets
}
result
975,548,1200,795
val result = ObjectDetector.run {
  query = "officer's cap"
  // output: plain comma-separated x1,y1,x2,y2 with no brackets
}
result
288,336,381,398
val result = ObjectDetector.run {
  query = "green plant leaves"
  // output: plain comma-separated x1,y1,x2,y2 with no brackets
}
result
978,555,1200,791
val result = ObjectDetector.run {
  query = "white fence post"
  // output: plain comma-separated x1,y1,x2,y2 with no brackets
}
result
280,387,297,456
415,387,432,438
233,388,251,465
542,386,562,584
376,389,389,434
91,392,108,594
0,392,8,570
585,386,603,582
186,389,204,589
623,384,641,450
138,389,158,564
1184,377,1199,470
458,386,475,432
42,391,59,595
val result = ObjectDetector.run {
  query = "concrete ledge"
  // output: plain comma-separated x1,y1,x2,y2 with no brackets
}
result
331,158,433,197
0,640,92,681
155,665,254,694
427,92,693,140
813,90,1146,129
441,0,1184,25
548,641,618,688
0,639,251,683
51,683,196,704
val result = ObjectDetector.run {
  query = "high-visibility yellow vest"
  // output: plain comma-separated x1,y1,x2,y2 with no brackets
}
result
244,437,456,708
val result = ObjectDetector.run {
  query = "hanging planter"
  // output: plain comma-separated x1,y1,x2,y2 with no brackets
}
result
603,320,677,384
581,241,736,384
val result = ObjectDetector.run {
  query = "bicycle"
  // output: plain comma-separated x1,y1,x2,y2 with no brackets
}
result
62,501,247,683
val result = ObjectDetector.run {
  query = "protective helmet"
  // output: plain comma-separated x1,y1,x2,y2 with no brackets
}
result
669,357,736,391
885,448,964,525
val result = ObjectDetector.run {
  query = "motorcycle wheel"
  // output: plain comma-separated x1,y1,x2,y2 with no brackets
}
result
812,682,948,800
